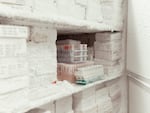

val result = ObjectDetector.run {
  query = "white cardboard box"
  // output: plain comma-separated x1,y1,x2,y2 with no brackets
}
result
33,0,57,15
28,27,57,85
29,85,59,100
56,0,75,18
97,97,113,113
74,104,97,113
0,38,27,57
57,0,86,20
0,25,29,38
94,40,121,52
100,0,124,27
28,57,57,75
96,87,109,103
73,86,96,110
30,27,57,43
86,0,103,22
0,88,29,112
71,4,86,20
95,33,122,42
40,102,55,113
95,50,121,61
55,95,73,113
0,76,29,94
0,58,28,79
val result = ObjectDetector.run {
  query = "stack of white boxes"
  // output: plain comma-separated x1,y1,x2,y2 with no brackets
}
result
96,87,113,113
86,0,103,22
75,65,104,84
39,103,55,113
57,61,94,83
0,25,29,112
100,0,124,28
55,96,74,113
94,33,122,77
0,0,123,26
33,0,57,16
57,0,86,20
27,27,57,100
32,0,103,22
106,81,122,113
73,87,97,113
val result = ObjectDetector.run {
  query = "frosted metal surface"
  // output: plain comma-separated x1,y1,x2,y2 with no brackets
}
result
129,78,150,113
127,0,150,79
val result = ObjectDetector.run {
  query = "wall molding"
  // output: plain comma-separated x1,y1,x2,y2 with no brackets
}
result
128,71,150,93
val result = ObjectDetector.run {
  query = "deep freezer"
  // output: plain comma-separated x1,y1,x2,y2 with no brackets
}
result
0,0,149,113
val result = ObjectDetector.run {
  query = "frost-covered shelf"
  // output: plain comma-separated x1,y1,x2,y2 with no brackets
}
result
15,75,121,113
73,75,121,93
0,6,120,34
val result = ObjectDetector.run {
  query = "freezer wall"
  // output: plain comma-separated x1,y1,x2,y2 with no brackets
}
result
129,78,150,113
127,0,150,113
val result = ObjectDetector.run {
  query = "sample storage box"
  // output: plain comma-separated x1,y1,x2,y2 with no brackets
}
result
0,25,29,112
97,97,113,113
73,86,96,110
28,56,57,75
30,74,53,88
95,50,121,61
57,40,88,63
112,97,121,113
95,59,122,77
29,85,59,100
74,104,97,113
100,0,124,28
71,4,86,20
96,87,109,103
0,38,27,57
95,87,113,113
86,0,103,22
57,61,94,83
27,43,56,57
0,25,29,78
28,27,57,101
40,103,55,113
28,27,57,83
55,96,73,113
30,27,57,43
75,65,104,84
57,0,86,19
0,76,29,94
0,88,29,112
95,33,122,42
107,82,121,100
94,33,122,61
0,58,28,79
94,32,122,77
94,40,121,52
106,80,122,113
33,0,57,15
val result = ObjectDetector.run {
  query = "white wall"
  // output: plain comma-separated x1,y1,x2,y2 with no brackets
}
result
129,78,150,113
127,0,150,113
127,0,150,79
